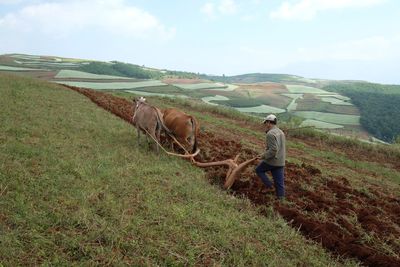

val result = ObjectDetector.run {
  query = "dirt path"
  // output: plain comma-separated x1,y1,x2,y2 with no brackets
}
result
65,86,400,267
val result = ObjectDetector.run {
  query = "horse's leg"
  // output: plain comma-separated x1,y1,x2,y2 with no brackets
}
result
137,127,140,147
155,127,161,154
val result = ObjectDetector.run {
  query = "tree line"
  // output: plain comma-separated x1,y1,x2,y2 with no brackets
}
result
324,82,400,142
77,61,197,80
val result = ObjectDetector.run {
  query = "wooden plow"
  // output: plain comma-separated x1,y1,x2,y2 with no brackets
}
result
190,155,258,189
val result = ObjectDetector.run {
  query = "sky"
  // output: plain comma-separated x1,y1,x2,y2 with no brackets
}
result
0,0,399,84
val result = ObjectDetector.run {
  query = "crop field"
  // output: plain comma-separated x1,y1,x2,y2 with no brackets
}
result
55,70,132,80
300,119,344,129
286,85,332,94
294,111,360,125
317,94,351,101
282,93,303,99
162,78,208,84
173,82,227,90
55,80,167,90
0,65,42,71
128,85,185,94
296,94,360,115
235,104,286,114
236,82,288,93
69,86,400,267
10,54,41,60
126,90,189,98
201,95,230,105
0,53,364,134
321,97,353,105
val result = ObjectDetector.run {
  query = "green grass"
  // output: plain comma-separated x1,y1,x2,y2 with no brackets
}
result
173,82,227,90
235,104,286,114
294,111,360,125
0,74,355,266
55,70,132,79
126,90,189,98
54,80,167,90
296,98,360,115
127,85,187,96
0,65,42,71
320,97,353,105
300,119,344,129
201,95,230,105
286,85,332,94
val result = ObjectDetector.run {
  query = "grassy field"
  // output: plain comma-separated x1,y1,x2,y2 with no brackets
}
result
201,95,230,105
55,80,167,90
173,82,227,90
0,65,42,71
300,119,344,129
235,104,286,114
286,85,332,94
55,70,133,80
126,90,189,98
296,95,360,115
0,73,356,266
294,111,360,125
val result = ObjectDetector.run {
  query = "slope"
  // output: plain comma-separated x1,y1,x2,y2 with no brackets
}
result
68,87,400,266
0,73,354,266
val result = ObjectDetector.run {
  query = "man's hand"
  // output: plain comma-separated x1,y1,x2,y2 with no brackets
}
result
256,154,263,160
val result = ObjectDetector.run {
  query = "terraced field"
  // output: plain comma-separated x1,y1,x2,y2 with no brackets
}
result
0,53,367,138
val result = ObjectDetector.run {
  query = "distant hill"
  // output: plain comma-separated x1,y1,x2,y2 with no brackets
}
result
200,73,307,84
1,53,399,143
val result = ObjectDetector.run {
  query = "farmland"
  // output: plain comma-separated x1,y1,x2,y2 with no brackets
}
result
55,80,167,90
0,53,391,142
1,73,361,266
66,81,400,266
2,66,400,266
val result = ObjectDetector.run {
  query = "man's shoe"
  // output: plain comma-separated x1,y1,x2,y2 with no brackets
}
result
260,186,275,194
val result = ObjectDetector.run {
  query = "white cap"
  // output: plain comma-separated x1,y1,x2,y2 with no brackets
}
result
263,114,277,123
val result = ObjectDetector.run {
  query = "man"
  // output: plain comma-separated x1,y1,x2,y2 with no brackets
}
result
255,114,286,199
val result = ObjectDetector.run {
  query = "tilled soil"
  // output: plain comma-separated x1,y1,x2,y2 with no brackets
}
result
66,85,400,267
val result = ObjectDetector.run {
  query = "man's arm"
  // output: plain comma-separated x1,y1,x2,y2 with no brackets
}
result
263,134,278,160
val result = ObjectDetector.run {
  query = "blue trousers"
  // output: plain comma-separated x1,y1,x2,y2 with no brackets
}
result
255,161,285,198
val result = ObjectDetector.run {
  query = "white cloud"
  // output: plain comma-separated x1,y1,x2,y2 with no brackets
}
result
200,2,216,18
0,0,175,40
201,0,237,19
296,35,399,61
270,0,386,21
218,0,237,15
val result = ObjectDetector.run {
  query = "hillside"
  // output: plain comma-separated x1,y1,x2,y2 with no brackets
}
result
324,82,400,142
2,73,400,265
1,53,400,142
0,73,364,266
0,53,370,141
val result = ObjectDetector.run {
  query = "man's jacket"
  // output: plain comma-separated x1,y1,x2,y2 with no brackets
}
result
262,126,286,166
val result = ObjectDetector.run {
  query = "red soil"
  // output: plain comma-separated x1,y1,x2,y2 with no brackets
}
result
64,85,400,267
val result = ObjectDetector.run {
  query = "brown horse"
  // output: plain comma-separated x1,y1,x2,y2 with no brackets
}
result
162,108,199,153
